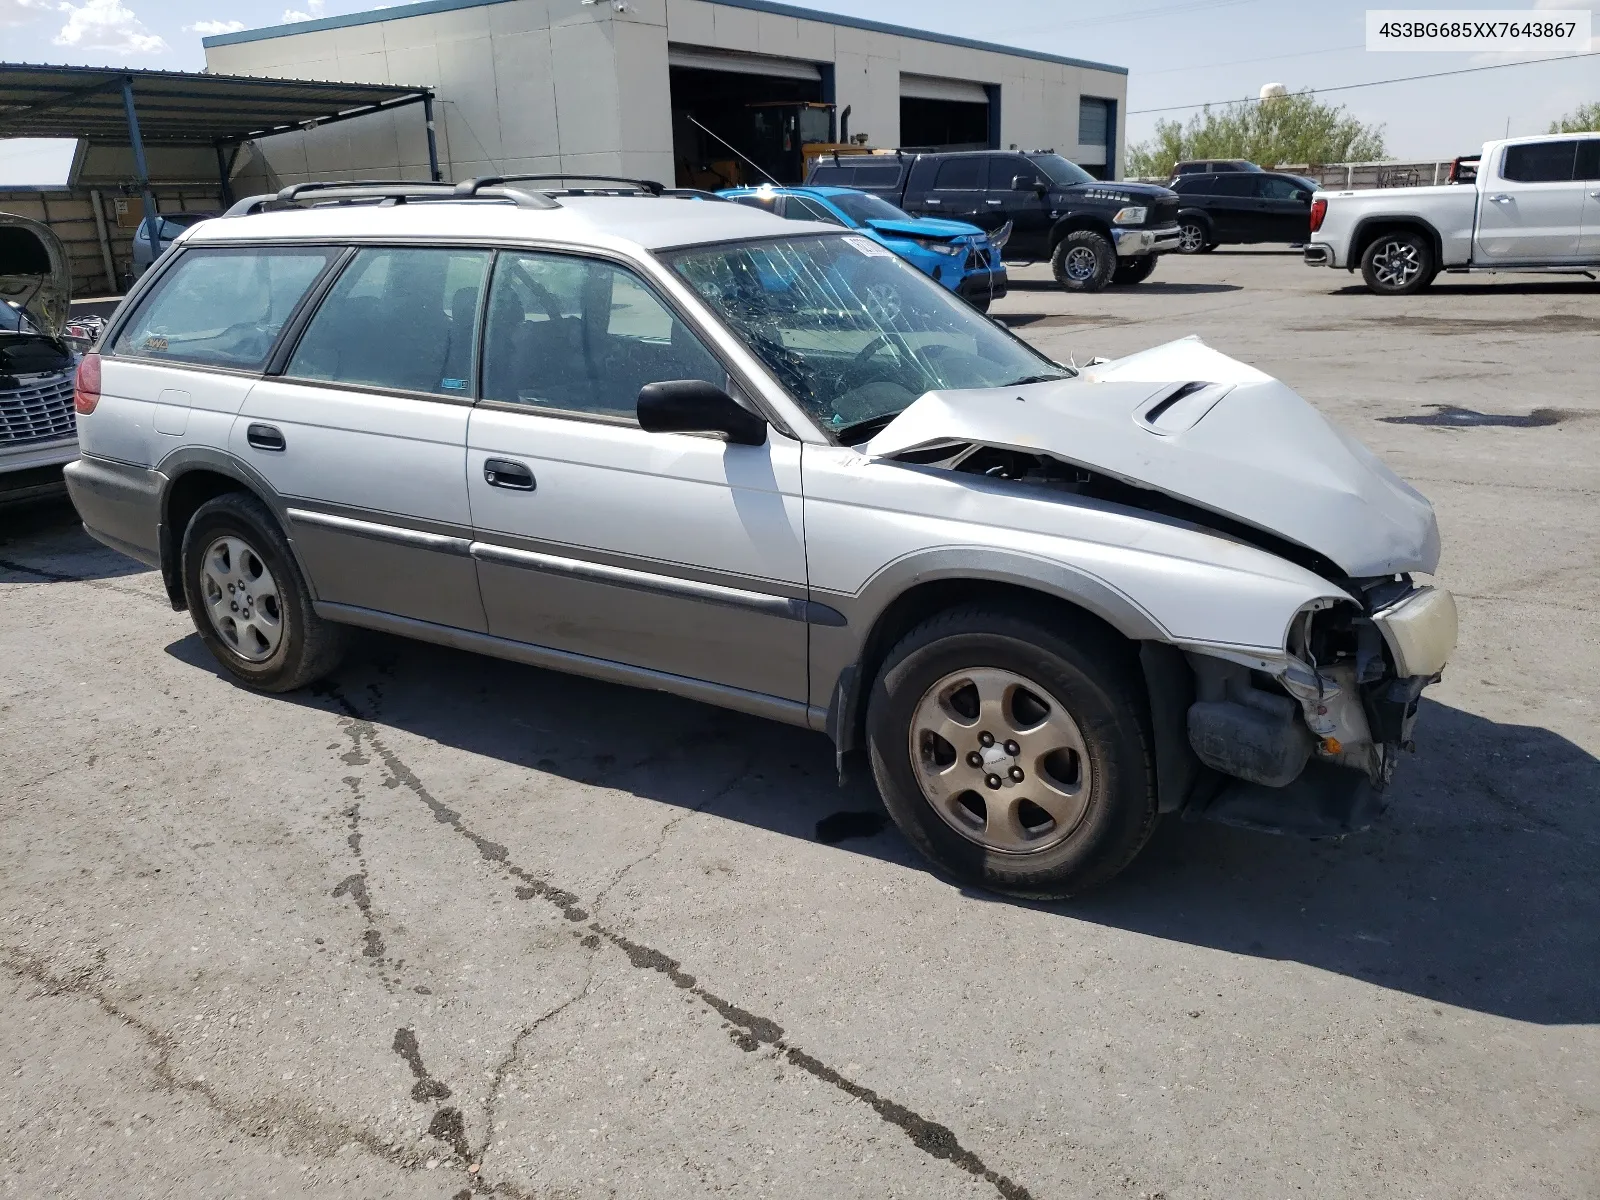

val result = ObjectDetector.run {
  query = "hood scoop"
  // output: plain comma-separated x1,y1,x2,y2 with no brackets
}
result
866,337,1440,577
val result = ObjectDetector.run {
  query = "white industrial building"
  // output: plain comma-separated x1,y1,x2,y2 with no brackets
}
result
203,0,1129,190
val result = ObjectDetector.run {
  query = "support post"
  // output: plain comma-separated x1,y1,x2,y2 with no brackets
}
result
121,78,161,264
422,93,441,182
89,189,117,294
214,142,236,207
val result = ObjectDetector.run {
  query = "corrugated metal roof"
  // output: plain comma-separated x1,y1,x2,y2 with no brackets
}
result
201,0,1129,76
0,63,429,146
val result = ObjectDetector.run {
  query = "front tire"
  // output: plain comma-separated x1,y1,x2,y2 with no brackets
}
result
181,491,348,692
1111,255,1157,286
1050,231,1115,293
1361,231,1435,295
866,605,1157,899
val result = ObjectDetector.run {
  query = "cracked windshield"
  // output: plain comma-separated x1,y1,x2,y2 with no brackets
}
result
669,235,1070,440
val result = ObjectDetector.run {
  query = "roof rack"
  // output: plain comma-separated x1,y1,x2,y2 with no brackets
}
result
457,173,665,197
224,179,561,217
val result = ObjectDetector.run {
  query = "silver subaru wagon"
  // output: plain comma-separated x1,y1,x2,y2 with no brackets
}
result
64,176,1457,897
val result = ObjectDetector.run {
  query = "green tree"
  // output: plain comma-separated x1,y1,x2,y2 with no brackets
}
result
1127,92,1387,178
1548,102,1600,133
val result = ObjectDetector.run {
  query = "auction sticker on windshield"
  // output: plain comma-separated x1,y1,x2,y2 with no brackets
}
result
844,236,894,257
1366,9,1589,50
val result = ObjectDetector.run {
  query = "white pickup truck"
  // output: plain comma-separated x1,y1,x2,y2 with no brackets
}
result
1304,132,1600,294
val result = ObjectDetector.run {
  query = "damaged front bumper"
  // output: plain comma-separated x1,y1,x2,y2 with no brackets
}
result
1179,582,1457,837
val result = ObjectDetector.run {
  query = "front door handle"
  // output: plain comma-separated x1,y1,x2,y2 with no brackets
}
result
246,423,285,451
984,198,1003,205
1590,191,1600,199
483,458,535,491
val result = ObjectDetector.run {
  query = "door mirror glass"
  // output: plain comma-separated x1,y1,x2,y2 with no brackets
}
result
637,379,767,445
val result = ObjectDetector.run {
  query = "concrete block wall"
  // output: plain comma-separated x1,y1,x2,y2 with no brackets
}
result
204,0,1127,188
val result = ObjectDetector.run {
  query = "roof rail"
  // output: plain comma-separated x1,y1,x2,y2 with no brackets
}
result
222,179,560,216
458,173,665,197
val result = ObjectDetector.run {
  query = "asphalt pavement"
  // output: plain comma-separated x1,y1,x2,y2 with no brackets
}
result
2,249,1596,1199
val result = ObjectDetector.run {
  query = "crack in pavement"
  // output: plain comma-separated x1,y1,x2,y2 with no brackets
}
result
321,685,1038,1200
475,966,599,1166
0,944,440,1178
0,555,162,603
590,749,756,917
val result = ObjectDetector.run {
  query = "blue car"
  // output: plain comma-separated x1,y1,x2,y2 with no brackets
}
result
719,185,1008,311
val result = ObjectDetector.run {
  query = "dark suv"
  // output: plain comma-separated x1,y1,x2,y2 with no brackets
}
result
1170,171,1317,253
807,150,1180,292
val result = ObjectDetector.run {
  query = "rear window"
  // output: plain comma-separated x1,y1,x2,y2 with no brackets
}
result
287,246,491,397
1502,140,1578,183
851,164,903,186
112,246,333,370
808,165,853,184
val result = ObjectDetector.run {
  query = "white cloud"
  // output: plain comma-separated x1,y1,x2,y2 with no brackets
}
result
53,0,167,53
185,18,246,34
281,0,325,21
0,0,48,28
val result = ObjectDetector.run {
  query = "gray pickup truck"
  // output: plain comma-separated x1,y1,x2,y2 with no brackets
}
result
1305,132,1600,294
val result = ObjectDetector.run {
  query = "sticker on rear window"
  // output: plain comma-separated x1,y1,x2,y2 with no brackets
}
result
843,236,893,258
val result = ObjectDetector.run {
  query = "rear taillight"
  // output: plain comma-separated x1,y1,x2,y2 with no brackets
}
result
74,351,101,415
1309,198,1327,233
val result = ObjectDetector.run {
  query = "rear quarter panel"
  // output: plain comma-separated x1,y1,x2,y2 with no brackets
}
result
1316,185,1479,267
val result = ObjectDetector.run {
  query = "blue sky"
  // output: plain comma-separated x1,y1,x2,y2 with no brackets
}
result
1,0,1596,183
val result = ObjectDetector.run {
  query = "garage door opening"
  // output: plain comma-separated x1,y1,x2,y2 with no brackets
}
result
900,75,992,152
669,50,827,188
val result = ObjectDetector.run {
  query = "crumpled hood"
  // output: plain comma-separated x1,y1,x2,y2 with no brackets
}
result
865,216,982,241
864,337,1440,578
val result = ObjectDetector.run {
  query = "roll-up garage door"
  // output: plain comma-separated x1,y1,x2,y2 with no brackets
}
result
667,46,821,81
900,74,988,104
900,74,990,151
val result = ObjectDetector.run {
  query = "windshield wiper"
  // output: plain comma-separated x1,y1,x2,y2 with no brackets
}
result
1003,372,1074,387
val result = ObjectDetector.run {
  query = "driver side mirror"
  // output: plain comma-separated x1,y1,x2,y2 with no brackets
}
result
1012,175,1047,195
638,379,767,446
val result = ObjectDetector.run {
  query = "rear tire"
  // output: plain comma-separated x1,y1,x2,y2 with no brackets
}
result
866,605,1157,899
1050,231,1115,293
181,491,348,692
1360,231,1435,295
1111,255,1157,286
1176,219,1209,254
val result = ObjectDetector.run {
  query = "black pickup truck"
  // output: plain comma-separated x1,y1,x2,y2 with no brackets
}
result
806,150,1181,292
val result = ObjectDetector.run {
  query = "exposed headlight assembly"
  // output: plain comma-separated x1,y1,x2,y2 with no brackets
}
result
912,237,964,255
1112,206,1148,225
1372,586,1458,678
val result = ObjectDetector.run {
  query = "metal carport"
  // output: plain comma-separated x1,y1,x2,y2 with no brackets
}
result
0,64,437,262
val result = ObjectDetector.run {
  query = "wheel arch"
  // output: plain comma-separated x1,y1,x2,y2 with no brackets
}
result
820,553,1169,779
1047,213,1114,250
156,448,304,611
1176,206,1213,233
1350,216,1442,274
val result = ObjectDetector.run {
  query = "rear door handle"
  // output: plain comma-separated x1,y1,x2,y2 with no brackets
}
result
483,458,535,491
246,423,285,451
1488,194,1513,203
984,198,1003,205
1590,191,1600,199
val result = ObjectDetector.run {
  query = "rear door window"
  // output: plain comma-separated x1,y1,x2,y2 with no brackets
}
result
113,246,334,370
1502,140,1578,182
932,158,984,190
1213,175,1256,197
286,246,491,397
